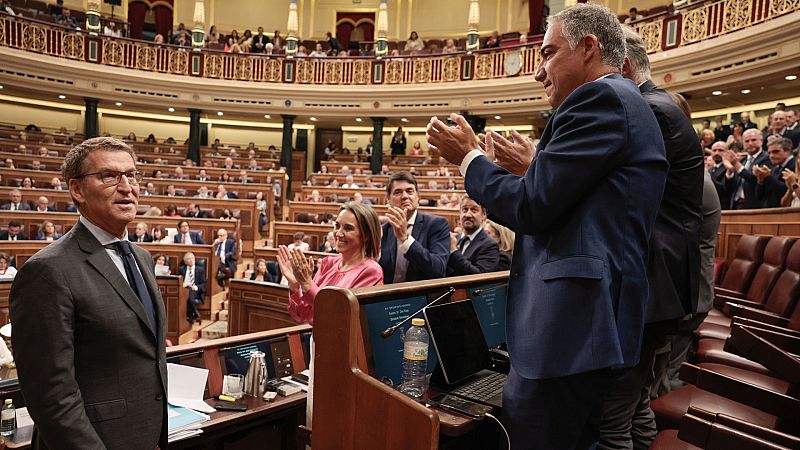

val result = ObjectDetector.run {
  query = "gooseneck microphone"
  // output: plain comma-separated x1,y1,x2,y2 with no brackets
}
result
380,287,456,338
472,283,508,296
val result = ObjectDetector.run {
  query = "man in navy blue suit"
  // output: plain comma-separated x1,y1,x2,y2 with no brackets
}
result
378,172,450,284
174,220,205,245
213,227,238,277
427,4,668,448
724,129,770,209
754,137,796,208
447,195,499,276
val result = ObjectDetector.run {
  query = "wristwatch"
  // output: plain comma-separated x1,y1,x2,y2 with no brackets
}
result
792,183,799,191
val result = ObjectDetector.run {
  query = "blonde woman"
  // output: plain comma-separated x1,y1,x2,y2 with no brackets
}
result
483,220,514,270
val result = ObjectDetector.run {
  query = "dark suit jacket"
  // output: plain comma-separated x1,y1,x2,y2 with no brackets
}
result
447,229,500,276
709,163,732,210
251,33,271,52
184,210,209,219
762,128,800,151
10,221,168,449
724,150,770,209
756,156,795,208
174,231,205,244
465,74,668,379
214,238,238,273
0,231,29,240
130,232,153,243
1,202,31,211
639,80,704,322
378,211,450,284
179,264,206,305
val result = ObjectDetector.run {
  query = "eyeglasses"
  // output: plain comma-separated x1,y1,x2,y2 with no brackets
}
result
76,170,143,185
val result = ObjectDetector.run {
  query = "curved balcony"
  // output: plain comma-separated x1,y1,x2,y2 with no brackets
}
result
0,0,798,119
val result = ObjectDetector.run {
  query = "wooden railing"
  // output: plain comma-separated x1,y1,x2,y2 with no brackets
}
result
1,0,795,85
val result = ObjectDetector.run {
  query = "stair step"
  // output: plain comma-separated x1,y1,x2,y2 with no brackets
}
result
201,320,228,340
218,309,229,321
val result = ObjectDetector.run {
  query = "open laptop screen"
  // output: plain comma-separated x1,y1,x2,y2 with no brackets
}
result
425,300,492,385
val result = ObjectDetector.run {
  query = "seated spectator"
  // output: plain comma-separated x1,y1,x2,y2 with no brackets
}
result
0,252,17,280
103,21,121,37
131,222,153,243
340,165,351,175
31,160,44,171
219,208,235,220
483,30,501,49
213,228,237,285
20,177,34,189
222,157,237,170
154,34,165,44
239,29,254,52
165,185,177,197
484,220,515,270
195,186,211,199
144,134,157,143
446,179,457,190
178,252,205,324
318,231,336,253
143,206,162,217
57,8,79,29
624,7,643,23
151,226,171,244
306,189,323,202
38,146,49,157
519,34,529,45
404,31,424,53
273,30,283,50
165,204,179,217
1,189,29,211
251,259,279,283
47,0,63,16
184,203,209,218
342,175,359,189
197,169,211,182
447,195,499,276
174,220,205,244
164,137,177,144
173,167,187,179
49,177,64,191
35,196,54,212
216,184,236,199
288,232,310,252
442,39,458,54
172,22,187,41
410,141,423,156
0,220,29,240
238,169,250,183
35,220,62,241
353,192,372,205
141,182,156,196
310,43,327,57
337,50,349,57
153,254,171,276
16,145,27,155
206,25,221,44
255,192,269,233
325,31,342,54
247,159,260,171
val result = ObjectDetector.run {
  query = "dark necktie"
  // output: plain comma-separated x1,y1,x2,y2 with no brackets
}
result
114,241,158,335
458,236,470,254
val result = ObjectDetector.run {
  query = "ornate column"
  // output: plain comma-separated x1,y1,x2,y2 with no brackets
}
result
188,109,202,164
285,0,299,58
191,0,206,51
84,98,99,139
281,114,296,198
375,0,389,57
370,117,385,175
85,0,101,36
466,0,480,53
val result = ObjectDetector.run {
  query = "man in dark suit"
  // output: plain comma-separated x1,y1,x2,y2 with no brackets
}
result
184,203,209,218
174,219,205,244
131,221,153,243
251,26,271,53
763,110,800,151
740,112,758,130
447,195,499,276
34,195,55,212
1,189,31,211
755,137,795,208
378,172,450,284
10,137,167,449
724,128,769,209
427,5,668,448
0,220,29,240
597,27,704,449
713,115,731,143
179,251,206,323
213,228,238,277
708,141,733,209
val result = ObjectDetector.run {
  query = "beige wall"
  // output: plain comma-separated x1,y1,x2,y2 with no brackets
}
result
209,125,284,148
62,0,128,18
0,100,83,134
100,114,188,142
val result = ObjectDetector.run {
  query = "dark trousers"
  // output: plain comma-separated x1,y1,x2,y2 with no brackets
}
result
502,366,621,450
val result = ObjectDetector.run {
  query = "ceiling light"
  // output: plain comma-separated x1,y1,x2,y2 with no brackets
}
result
786,75,798,81
494,115,502,120
711,90,722,96
168,107,175,112
0,85,3,89
309,117,318,121
217,111,224,116
740,89,751,94
401,118,409,122
264,114,271,119
115,102,123,106
355,118,362,122
58,95,66,100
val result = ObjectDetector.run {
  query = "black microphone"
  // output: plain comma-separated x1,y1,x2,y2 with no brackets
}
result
472,283,508,296
380,287,455,338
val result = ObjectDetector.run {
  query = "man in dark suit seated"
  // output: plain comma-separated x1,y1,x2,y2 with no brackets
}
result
34,195,55,212
178,251,205,324
0,220,29,240
724,128,769,209
447,195,499,276
427,4,668,448
1,189,31,211
10,137,168,449
184,203,209,218
755,137,796,208
378,172,450,284
131,222,153,243
174,220,205,244
213,228,237,283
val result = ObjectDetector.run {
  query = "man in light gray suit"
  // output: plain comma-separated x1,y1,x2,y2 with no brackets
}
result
10,137,167,449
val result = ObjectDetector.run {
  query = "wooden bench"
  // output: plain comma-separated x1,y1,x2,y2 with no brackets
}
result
227,279,301,336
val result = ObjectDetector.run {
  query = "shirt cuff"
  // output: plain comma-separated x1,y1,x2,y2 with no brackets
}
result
399,235,416,253
459,149,485,177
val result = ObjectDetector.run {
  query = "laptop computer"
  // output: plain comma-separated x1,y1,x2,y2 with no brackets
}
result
424,300,507,409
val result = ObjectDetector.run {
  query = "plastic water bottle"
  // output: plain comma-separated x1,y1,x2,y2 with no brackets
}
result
1,399,15,437
399,318,429,399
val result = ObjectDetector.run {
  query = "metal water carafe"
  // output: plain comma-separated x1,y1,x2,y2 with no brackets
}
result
243,350,267,397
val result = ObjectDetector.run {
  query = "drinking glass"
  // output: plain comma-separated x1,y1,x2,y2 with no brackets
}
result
223,374,245,399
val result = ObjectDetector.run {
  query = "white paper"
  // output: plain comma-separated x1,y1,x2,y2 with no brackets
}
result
15,406,34,428
167,363,216,413
281,375,309,392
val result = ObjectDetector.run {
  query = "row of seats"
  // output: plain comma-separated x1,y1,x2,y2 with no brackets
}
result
651,235,800,448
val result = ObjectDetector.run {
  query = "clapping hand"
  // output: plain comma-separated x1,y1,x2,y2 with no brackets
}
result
277,245,314,292
426,114,480,166
385,206,410,243
752,165,771,183
484,129,535,176
782,168,798,187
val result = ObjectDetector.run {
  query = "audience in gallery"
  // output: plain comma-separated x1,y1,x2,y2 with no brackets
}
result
34,220,61,241
287,232,310,253
0,220,29,240
151,226,171,244
0,252,17,280
131,221,153,243
153,254,171,276
404,31,424,53
482,30,502,49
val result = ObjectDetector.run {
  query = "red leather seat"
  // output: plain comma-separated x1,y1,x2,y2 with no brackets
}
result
695,339,772,375
714,235,770,295
652,385,777,431
651,430,700,449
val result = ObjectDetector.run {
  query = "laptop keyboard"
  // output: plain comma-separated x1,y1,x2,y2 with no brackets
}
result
451,371,506,402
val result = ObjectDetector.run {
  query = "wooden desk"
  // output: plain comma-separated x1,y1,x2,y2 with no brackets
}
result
157,275,191,344
227,279,300,336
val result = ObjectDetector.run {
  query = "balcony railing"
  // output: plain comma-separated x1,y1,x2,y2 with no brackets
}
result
0,0,797,85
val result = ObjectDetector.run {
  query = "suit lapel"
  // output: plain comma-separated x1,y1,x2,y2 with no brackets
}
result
75,223,156,336
411,213,425,241
464,230,485,259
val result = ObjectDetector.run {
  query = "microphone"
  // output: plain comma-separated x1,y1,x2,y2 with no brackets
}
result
380,287,455,338
472,284,508,296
